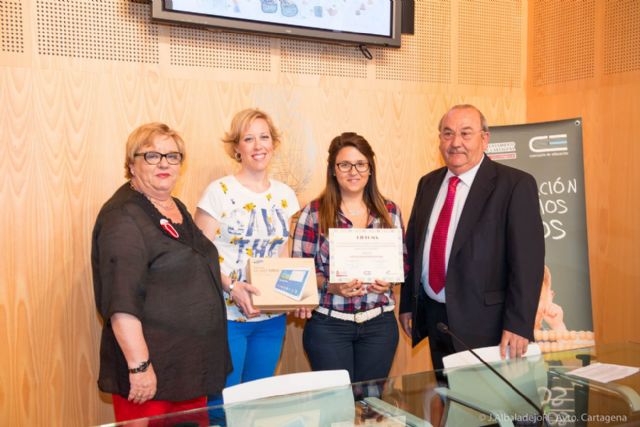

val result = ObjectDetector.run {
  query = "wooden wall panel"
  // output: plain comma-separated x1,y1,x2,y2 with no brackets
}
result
527,2,640,345
1,0,526,425
458,0,523,87
530,0,595,86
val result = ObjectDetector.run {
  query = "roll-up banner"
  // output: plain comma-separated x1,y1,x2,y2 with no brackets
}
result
488,118,593,352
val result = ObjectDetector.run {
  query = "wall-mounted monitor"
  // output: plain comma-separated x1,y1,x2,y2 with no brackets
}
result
150,0,402,48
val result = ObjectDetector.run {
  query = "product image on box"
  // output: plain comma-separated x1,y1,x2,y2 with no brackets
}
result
274,269,310,301
248,257,319,312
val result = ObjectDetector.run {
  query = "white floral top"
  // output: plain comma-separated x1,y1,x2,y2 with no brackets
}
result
197,175,300,322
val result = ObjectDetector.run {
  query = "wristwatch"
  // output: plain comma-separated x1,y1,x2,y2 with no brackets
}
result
128,359,151,374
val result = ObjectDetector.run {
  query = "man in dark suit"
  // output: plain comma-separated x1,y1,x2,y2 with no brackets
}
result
399,104,544,371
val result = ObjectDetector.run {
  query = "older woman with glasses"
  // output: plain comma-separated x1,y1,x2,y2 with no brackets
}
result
92,123,230,424
292,132,408,383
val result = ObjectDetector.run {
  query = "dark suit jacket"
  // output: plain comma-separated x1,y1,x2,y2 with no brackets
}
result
399,156,545,351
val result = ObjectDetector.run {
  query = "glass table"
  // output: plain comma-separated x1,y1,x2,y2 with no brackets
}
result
97,342,640,427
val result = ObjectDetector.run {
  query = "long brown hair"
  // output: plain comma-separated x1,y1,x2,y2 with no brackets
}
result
317,132,393,233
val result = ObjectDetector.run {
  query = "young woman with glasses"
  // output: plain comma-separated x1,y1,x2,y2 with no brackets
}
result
292,132,408,384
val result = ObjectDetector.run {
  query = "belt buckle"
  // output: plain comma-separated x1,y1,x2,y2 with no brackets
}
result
354,311,367,323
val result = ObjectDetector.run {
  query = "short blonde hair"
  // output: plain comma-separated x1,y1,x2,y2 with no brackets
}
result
222,108,281,162
124,122,186,179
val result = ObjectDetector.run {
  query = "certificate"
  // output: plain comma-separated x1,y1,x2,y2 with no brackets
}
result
329,228,404,283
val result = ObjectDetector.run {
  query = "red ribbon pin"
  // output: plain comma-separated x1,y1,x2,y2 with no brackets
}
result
160,218,179,239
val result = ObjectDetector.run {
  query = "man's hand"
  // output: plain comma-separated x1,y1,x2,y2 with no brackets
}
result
500,329,529,359
399,313,412,338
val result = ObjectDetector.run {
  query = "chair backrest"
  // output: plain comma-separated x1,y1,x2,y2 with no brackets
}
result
222,369,351,405
224,380,355,427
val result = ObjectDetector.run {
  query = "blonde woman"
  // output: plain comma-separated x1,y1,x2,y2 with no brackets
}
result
195,109,300,401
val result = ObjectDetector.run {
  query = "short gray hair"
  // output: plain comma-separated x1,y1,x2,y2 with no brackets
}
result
438,104,489,132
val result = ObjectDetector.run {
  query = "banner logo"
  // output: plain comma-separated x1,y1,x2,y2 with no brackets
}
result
529,134,568,156
486,141,517,160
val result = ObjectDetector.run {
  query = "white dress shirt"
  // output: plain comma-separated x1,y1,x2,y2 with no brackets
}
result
421,157,484,303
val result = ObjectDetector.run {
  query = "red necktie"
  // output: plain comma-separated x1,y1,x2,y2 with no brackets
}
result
429,176,460,294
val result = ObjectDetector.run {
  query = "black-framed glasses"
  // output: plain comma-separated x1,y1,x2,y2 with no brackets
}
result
336,161,370,173
439,129,485,142
134,151,183,165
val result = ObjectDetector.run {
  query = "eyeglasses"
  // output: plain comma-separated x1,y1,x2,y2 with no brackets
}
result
134,151,183,165
336,161,370,173
439,129,485,142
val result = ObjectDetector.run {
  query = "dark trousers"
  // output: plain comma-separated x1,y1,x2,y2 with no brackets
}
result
303,310,399,383
425,297,455,374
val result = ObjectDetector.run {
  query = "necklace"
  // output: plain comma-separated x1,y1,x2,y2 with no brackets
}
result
130,181,176,210
342,203,367,216
148,197,176,210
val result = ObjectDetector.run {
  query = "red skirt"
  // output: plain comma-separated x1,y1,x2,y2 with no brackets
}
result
112,394,208,426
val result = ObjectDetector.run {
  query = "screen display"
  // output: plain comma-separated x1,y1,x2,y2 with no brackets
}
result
151,0,401,47
167,0,392,36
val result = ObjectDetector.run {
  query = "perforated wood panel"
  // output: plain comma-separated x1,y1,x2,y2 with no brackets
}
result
0,0,23,53
36,0,158,63
280,38,367,78
170,27,271,71
375,0,450,83
458,0,522,87
531,0,595,86
603,1,640,75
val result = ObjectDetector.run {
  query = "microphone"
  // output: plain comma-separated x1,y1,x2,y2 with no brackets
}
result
437,322,547,426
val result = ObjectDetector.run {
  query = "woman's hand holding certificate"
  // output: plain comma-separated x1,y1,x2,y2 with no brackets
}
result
323,278,391,296
327,279,367,298
366,279,393,294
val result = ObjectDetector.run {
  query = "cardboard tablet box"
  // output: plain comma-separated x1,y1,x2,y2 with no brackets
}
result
248,257,319,312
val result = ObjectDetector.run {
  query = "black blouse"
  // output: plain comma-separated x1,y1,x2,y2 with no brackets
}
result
91,183,231,401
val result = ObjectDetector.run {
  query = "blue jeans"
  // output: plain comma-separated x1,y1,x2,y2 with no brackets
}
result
208,315,286,406
303,310,399,383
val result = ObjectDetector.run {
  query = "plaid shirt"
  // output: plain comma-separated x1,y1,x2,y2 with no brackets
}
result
292,199,409,313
